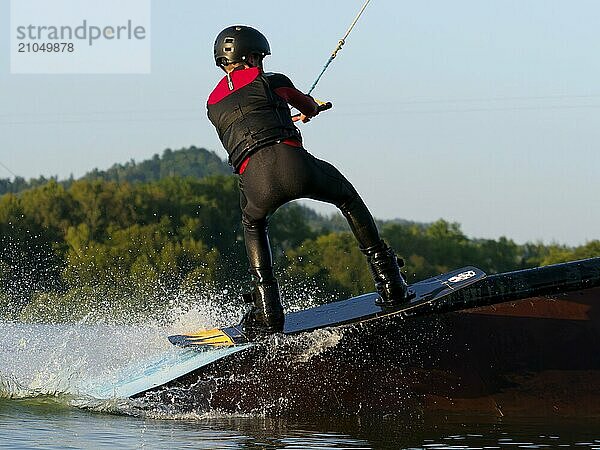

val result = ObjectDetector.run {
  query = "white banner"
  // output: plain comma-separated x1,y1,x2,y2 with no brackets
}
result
10,0,151,74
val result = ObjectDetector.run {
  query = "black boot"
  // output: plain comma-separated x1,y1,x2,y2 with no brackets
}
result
240,271,284,338
362,241,409,307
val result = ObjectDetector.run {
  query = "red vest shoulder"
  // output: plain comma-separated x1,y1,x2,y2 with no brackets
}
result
207,67,261,105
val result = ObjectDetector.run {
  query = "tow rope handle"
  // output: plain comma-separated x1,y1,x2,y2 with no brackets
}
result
291,101,332,122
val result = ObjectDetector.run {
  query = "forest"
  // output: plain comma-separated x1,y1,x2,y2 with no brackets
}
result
1,147,598,323
0,146,229,195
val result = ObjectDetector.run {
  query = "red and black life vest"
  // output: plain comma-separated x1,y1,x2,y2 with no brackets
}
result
207,67,301,172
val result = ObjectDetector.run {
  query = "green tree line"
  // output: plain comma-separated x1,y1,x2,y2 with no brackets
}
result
0,146,229,196
0,148,598,323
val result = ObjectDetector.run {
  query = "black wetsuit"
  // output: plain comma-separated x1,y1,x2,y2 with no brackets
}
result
207,66,382,285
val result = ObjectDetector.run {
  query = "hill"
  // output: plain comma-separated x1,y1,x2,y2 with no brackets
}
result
82,146,230,183
0,146,230,195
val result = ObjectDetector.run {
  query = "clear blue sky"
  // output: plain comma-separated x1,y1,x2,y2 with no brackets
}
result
1,0,599,246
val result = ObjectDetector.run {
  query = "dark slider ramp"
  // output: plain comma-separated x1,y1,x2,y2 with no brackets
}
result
427,257,600,315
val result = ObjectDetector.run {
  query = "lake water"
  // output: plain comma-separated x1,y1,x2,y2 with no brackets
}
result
2,397,600,449
1,321,599,449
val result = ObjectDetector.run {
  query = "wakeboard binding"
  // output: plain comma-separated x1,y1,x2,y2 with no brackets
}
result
240,275,284,338
363,241,412,307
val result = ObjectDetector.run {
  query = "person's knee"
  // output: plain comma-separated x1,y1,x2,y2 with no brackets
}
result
242,215,268,232
338,193,363,216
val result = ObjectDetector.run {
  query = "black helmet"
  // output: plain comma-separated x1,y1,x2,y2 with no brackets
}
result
214,25,271,67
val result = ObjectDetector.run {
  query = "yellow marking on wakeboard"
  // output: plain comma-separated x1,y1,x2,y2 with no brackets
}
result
184,328,234,347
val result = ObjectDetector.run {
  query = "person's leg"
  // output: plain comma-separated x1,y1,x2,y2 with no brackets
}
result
301,151,409,306
241,215,284,334
238,153,286,335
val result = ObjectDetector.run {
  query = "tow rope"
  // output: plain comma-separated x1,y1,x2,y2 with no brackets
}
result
307,0,372,95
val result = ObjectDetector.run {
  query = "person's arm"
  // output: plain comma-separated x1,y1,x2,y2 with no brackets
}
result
267,73,319,119
274,86,319,117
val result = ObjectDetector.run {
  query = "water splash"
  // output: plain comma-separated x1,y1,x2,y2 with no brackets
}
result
274,329,344,364
0,279,344,418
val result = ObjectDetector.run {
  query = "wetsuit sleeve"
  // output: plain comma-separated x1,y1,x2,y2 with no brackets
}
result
267,73,319,117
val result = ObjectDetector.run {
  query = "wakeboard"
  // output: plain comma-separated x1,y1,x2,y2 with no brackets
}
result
82,345,251,400
169,266,486,349
89,266,485,398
